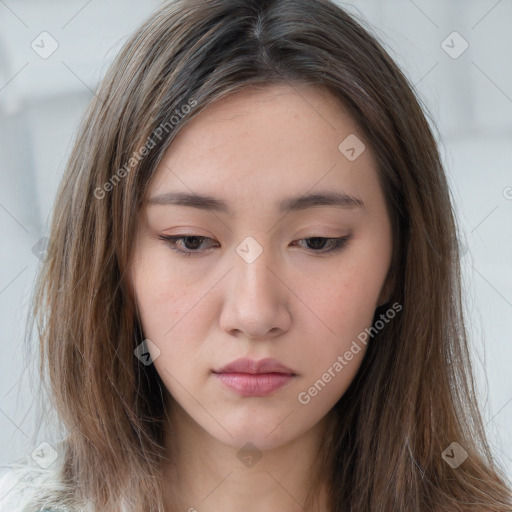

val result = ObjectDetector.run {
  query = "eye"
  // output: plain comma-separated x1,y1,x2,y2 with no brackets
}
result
292,236,351,255
158,235,218,257
158,235,351,257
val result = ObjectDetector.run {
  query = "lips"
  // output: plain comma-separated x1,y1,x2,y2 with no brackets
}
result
212,358,297,396
212,357,296,375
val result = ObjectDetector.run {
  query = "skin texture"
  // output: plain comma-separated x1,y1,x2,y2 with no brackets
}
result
129,83,393,511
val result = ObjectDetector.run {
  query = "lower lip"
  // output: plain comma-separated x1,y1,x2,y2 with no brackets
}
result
214,372,295,396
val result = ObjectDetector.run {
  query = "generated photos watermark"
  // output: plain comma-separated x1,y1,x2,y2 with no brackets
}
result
94,98,197,200
297,301,402,405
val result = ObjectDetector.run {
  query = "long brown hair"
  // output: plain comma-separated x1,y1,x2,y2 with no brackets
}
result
26,0,512,510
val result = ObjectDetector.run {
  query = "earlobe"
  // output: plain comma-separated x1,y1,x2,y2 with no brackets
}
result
377,270,395,308
377,293,391,308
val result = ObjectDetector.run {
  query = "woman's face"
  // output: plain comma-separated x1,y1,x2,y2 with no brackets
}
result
130,83,393,450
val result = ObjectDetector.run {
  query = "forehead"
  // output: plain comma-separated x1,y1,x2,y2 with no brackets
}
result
163,83,362,154
148,83,381,215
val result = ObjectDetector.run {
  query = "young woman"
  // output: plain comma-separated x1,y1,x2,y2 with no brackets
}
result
1,0,511,511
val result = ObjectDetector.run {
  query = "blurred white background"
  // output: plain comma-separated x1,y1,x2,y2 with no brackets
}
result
0,0,511,483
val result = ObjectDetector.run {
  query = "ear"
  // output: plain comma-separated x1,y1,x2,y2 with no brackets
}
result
377,268,395,308
377,289,390,308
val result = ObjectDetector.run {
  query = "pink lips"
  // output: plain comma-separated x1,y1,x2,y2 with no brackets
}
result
212,358,297,397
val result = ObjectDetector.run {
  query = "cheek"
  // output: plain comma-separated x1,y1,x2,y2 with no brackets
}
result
135,283,198,345
295,253,387,382
307,261,383,335
131,257,219,378
131,251,193,341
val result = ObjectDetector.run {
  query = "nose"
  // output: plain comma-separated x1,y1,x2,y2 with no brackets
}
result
218,239,292,340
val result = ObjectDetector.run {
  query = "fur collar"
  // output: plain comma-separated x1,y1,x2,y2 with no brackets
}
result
0,443,92,512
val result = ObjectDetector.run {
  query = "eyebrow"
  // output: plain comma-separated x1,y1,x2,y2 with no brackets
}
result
146,190,365,213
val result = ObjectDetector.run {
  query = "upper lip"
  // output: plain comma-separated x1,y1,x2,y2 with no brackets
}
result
213,358,296,375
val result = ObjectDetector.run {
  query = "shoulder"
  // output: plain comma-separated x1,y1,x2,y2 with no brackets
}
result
0,442,81,512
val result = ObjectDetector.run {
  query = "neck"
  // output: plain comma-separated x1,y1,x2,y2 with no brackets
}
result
161,394,333,512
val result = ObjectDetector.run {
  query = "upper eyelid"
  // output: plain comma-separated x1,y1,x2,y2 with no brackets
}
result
159,234,345,242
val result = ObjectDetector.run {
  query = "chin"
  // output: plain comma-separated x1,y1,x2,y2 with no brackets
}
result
217,430,294,452
205,412,315,453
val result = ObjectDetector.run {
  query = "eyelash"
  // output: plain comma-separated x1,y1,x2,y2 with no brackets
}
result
157,235,351,258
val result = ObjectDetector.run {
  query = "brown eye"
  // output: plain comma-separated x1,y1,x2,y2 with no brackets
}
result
158,235,351,258
294,236,351,254
158,235,217,257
